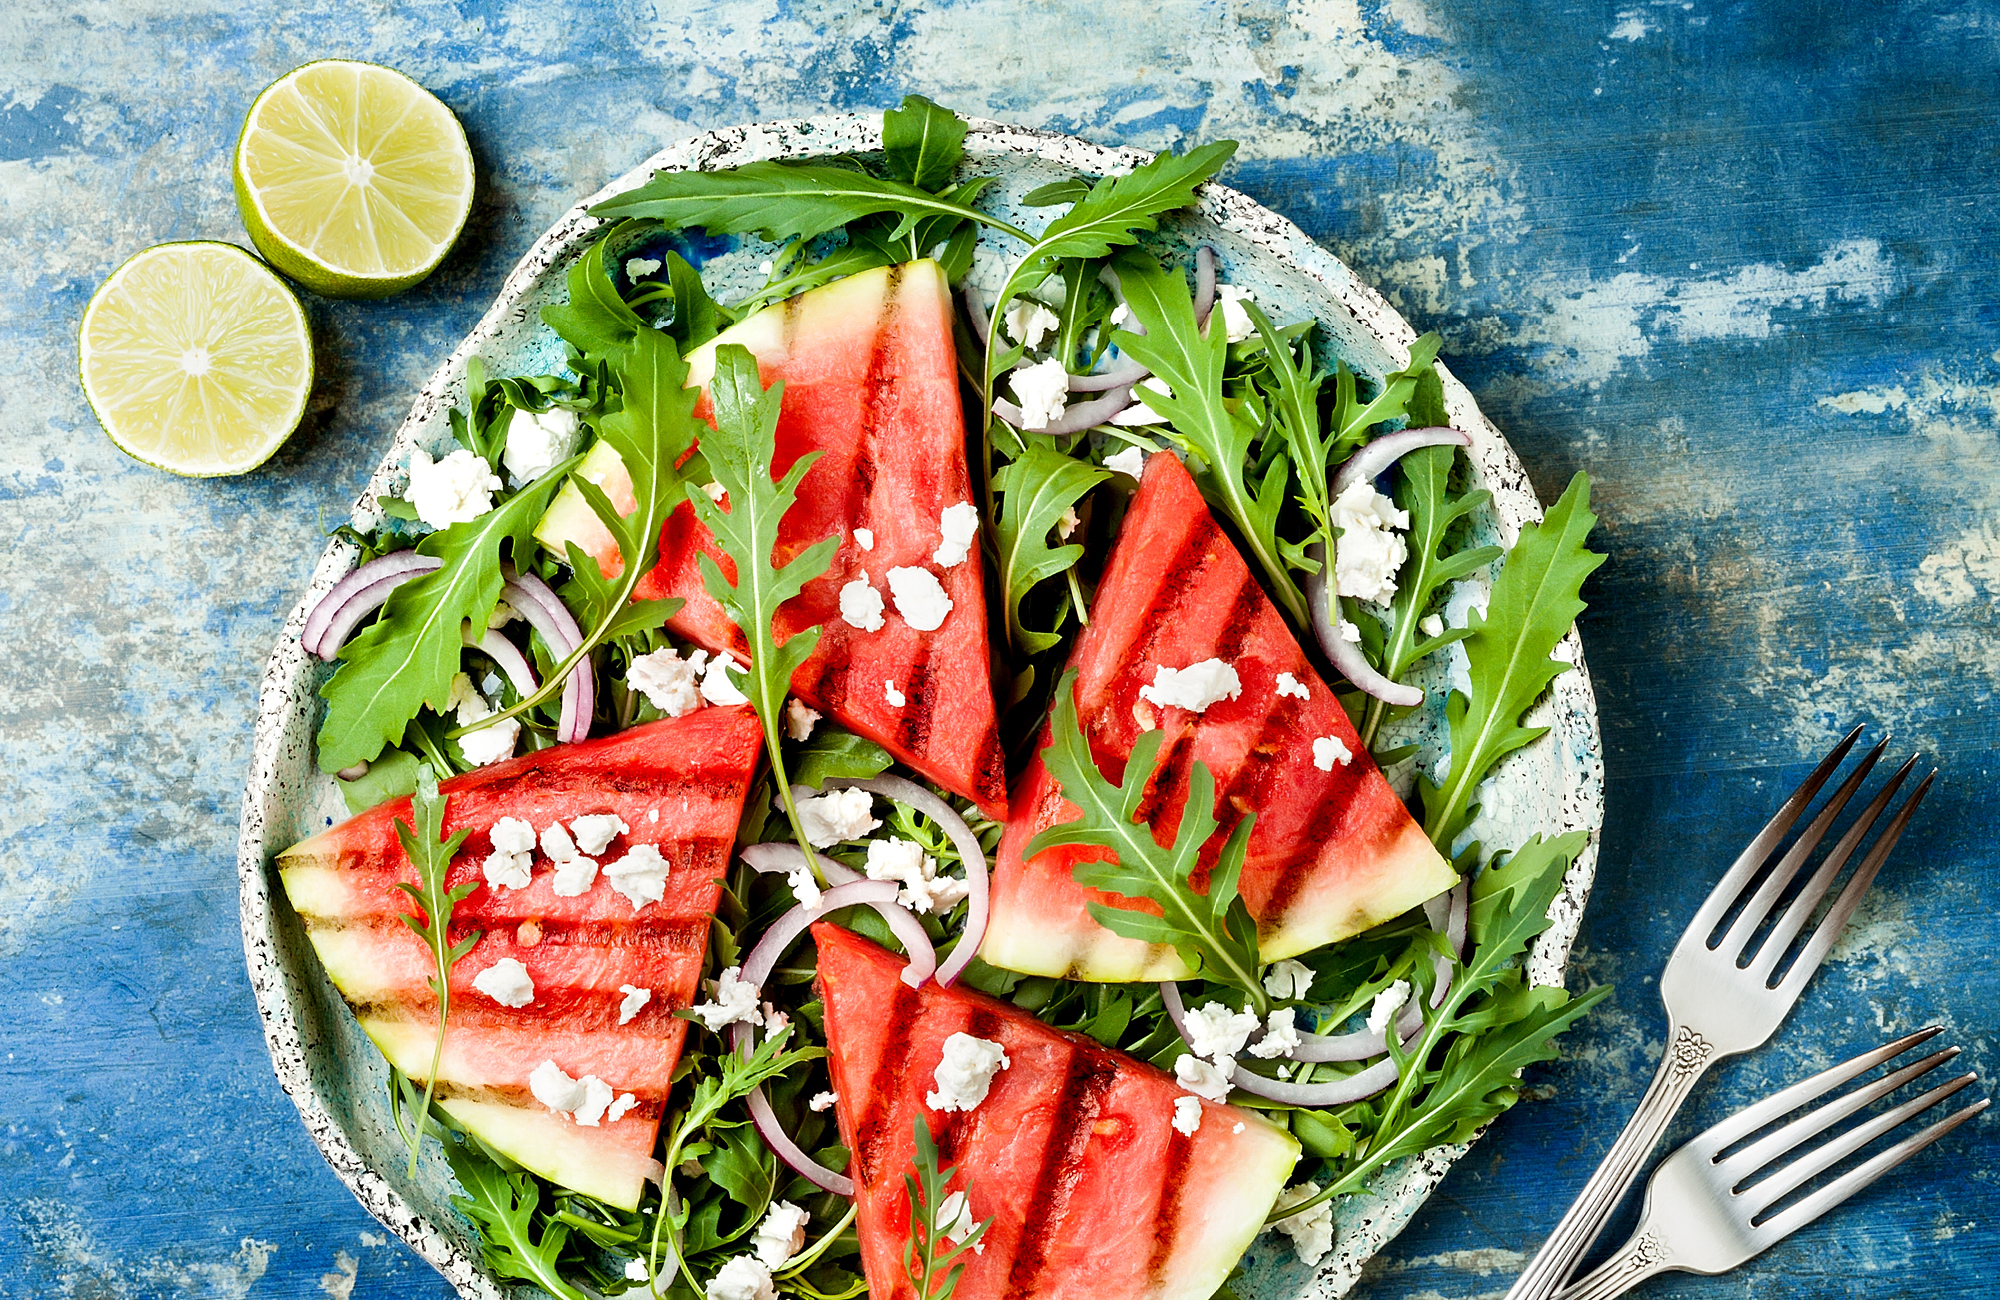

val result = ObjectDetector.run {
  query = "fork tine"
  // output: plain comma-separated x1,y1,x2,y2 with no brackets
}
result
1778,769,1937,997
1738,1071,1980,1218
1717,739,1886,962
1692,1027,1944,1151
1683,725,1864,943
1747,753,1916,983
1756,1096,1989,1243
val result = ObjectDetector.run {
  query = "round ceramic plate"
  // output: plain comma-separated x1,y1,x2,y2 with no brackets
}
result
237,112,1604,1300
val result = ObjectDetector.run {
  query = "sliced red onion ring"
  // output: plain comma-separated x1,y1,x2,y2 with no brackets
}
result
1193,244,1218,328
827,776,990,987
1304,540,1421,708
1066,356,1150,393
1331,426,1472,496
747,1077,851,1197
500,574,594,743
302,552,443,659
463,626,539,699
992,385,1134,436
962,286,990,347
1231,1053,1401,1106
737,845,936,986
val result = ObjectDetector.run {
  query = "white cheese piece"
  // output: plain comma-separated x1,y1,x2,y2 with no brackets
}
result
1056,505,1080,540
446,674,518,766
1262,958,1314,1000
529,1060,587,1115
784,698,820,741
604,843,669,910
486,602,517,632
1108,301,1131,326
1104,445,1149,478
627,647,706,717
572,1075,615,1126
1138,659,1242,714
1247,1008,1302,1059
1270,1183,1334,1266
1233,1121,1246,1134
703,480,728,503
865,838,970,915
551,855,600,897
1215,285,1258,343
925,1032,1011,1112
753,1202,811,1269
808,1090,838,1112
690,966,764,1032
490,816,536,855
570,813,629,857
1366,980,1412,1034
405,446,501,529
502,407,580,484
701,656,749,706
853,527,874,550
1008,357,1070,430
1331,479,1411,605
1338,619,1363,643
705,1256,775,1300
472,957,535,1008
1173,1054,1232,1102
1312,735,1354,771
1110,377,1173,426
617,984,653,1025
1172,1094,1203,1136
839,571,886,632
1420,612,1446,637
884,678,907,707
540,821,579,862
605,1092,639,1123
1004,299,1060,349
625,256,662,279
933,501,979,568
936,1191,983,1254
1182,1001,1259,1062
482,848,531,891
1273,672,1310,701
887,565,953,631
795,788,879,848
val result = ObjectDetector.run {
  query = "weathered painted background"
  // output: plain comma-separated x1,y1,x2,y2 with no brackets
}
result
2,1,1995,1296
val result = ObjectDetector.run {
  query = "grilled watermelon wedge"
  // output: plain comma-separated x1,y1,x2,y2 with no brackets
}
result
982,453,1457,982
277,708,763,1209
815,924,1299,1300
536,259,1006,818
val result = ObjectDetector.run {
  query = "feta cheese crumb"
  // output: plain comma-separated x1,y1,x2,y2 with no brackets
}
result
1215,285,1258,343
853,527,874,550
405,446,501,529
502,407,580,484
1004,299,1060,349
606,1092,639,1122
447,673,519,766
472,957,535,1008
1110,377,1173,426
795,788,879,848
551,855,600,896
570,813,629,857
1247,1008,1302,1060
625,256,662,279
1263,958,1314,1000
705,1255,776,1300
1056,505,1080,540
690,966,764,1032
483,815,536,889
626,1258,653,1283
1273,671,1310,701
1174,1053,1233,1102
1108,301,1131,326
1233,1121,1246,1134
839,571,886,632
489,816,536,856
1366,980,1412,1034
1104,445,1149,478
884,678,906,707
603,843,670,910
782,856,822,909
529,1060,587,1114
572,1075,615,1126
1172,1094,1203,1136
1339,619,1363,643
866,837,970,915
1312,735,1354,771
701,656,749,706
1420,612,1446,638
703,480,728,503
1139,659,1242,714
1182,1001,1259,1062
935,1191,984,1254
627,647,707,717
887,565,953,631
1270,1184,1333,1266
1331,480,1411,605
925,1032,1011,1112
617,984,652,1025
541,821,579,861
1008,357,1070,430
808,1090,838,1113
933,501,980,568
753,1202,811,1269
784,698,820,741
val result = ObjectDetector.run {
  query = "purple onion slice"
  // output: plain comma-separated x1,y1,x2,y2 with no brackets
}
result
463,626,539,699
736,845,937,987
1230,1054,1401,1106
962,285,990,347
1331,427,1471,496
500,575,595,743
1304,540,1422,708
302,552,442,659
1193,244,1218,328
992,386,1135,436
827,775,990,987
1067,356,1150,393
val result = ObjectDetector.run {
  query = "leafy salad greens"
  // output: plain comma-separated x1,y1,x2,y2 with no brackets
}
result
305,93,1607,1300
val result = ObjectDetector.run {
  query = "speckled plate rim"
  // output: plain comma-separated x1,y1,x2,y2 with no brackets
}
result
237,111,1604,1300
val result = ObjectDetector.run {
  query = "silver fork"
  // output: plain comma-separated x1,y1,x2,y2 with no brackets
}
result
1554,1028,1987,1299
1504,727,1936,1300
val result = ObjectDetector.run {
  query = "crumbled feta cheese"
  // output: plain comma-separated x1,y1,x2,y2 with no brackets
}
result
933,501,979,568
626,1258,653,1283
606,1092,639,1122
627,647,707,717
753,1202,811,1268
530,1060,587,1114
1056,506,1080,540
884,679,906,707
617,984,652,1025
1104,445,1149,478
1110,378,1173,426
690,966,764,1032
473,957,535,1008
887,565,953,631
1215,285,1258,343
925,1032,1011,1112
647,808,658,823
486,601,517,632
1139,659,1242,714
1366,980,1412,1034
1273,672,1310,701
705,1255,776,1300
1182,1001,1259,1062
935,1191,983,1254
1247,1008,1302,1060
625,256,662,279
1108,302,1131,326
808,1090,838,1112
1172,1095,1203,1136
1009,358,1071,430
853,527,874,550
1174,1054,1233,1102
1331,480,1411,605
541,822,579,861
839,571,886,632
502,407,580,484
1312,735,1354,771
1420,613,1446,638
703,480,728,503
1233,1121,1245,1134
552,856,600,896
865,837,970,915
701,655,749,706
483,817,536,890
570,813,629,857
572,1074,616,1126
782,855,822,909
1270,1184,1333,1266
1263,958,1314,1000
784,698,820,741
405,446,501,529
447,672,519,766
795,788,879,848
1339,619,1363,643
1004,299,1060,349
604,843,669,910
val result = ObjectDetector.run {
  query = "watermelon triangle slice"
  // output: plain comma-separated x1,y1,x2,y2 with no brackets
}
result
278,708,764,1209
981,453,1458,982
814,923,1299,1300
536,259,1007,818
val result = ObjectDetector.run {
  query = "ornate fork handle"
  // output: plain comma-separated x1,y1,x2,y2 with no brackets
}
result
1554,1228,1676,1300
1503,1024,1717,1300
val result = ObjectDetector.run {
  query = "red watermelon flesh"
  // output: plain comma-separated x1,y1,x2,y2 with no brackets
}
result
814,924,1299,1300
278,708,763,1209
980,453,1458,982
536,259,1006,819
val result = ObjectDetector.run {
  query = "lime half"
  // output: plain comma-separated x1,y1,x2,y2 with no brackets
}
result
233,60,475,299
79,241,314,476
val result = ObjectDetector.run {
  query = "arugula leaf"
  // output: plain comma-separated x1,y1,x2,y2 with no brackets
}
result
990,442,1108,654
1109,250,1309,628
1026,670,1266,1010
882,94,967,191
1241,299,1333,567
792,729,895,790
903,1118,989,1300
318,466,573,773
390,766,479,1177
442,1136,591,1300
1023,141,1236,265
683,344,843,865
701,1121,777,1213
1326,333,1443,458
542,228,649,369
667,250,729,350
337,746,421,815
1421,473,1605,849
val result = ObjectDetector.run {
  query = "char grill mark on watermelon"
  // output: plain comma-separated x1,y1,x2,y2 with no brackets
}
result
930,1004,1000,1166
852,978,926,1185
896,647,936,755
1143,1131,1196,1283
1001,1052,1122,1300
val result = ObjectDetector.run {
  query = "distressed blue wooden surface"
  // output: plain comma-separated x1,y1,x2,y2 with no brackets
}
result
2,1,1994,1296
